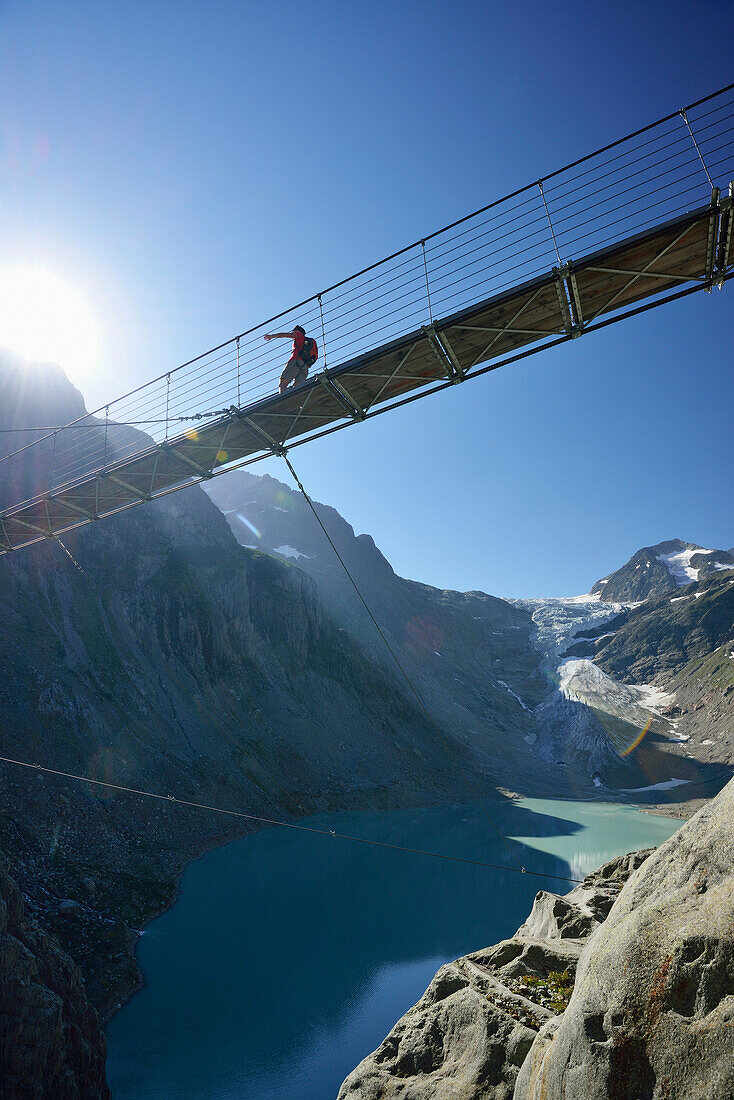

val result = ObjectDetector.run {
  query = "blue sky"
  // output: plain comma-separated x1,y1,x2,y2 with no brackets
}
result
1,0,732,597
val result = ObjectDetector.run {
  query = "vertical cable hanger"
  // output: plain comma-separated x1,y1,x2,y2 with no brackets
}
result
680,109,714,190
421,240,434,324
318,294,327,370
538,181,563,267
236,337,241,408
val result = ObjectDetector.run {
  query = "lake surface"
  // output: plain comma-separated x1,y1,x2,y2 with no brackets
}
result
106,798,681,1099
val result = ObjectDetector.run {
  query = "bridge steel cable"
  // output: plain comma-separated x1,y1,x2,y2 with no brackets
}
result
0,83,733,551
281,453,531,874
0,751,584,885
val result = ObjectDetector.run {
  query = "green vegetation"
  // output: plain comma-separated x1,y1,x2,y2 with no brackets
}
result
520,968,574,1013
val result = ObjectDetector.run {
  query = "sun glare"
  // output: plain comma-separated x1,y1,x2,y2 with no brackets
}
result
0,265,100,381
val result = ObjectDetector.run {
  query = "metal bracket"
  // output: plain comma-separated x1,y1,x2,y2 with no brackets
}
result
240,415,286,457
553,266,574,336
714,183,733,289
424,324,463,383
561,264,585,337
161,441,214,479
318,372,366,420
704,188,720,290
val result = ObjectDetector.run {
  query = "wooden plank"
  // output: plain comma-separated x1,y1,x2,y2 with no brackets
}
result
573,214,709,305
51,484,99,515
575,221,709,291
575,231,710,320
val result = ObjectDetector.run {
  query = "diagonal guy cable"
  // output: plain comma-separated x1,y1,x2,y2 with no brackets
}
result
0,753,582,884
282,452,529,873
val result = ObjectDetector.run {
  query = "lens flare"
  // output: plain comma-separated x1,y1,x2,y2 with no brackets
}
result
620,714,653,757
404,617,444,653
87,747,118,799
236,513,261,539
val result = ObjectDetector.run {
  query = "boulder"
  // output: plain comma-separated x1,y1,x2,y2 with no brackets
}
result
514,781,734,1099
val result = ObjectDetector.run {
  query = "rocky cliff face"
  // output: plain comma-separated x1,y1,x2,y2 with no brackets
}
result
0,855,109,1099
206,471,734,801
0,357,520,1026
338,776,734,1099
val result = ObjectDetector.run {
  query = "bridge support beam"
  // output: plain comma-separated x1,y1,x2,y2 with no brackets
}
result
318,373,366,420
240,415,286,457
704,189,720,290
553,268,574,336
0,516,15,551
715,183,733,288
424,324,464,383
559,264,585,337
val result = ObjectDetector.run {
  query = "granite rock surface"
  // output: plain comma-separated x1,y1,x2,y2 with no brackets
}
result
0,856,109,1099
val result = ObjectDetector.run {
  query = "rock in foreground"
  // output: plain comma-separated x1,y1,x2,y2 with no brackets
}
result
339,778,734,1099
516,778,734,1099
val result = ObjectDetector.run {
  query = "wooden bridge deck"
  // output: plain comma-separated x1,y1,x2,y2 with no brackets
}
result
1,199,732,556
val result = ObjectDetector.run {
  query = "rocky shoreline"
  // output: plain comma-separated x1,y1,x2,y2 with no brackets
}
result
338,776,734,1099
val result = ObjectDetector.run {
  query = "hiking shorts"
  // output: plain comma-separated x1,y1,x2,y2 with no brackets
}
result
280,356,309,388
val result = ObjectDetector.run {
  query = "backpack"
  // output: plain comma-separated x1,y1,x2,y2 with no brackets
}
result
300,336,318,366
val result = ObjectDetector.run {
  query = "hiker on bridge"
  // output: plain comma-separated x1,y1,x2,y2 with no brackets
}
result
264,326,319,393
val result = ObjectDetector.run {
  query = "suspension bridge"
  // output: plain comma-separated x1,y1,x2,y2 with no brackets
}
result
1,84,733,556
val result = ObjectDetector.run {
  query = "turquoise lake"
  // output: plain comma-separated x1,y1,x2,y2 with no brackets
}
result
106,798,681,1099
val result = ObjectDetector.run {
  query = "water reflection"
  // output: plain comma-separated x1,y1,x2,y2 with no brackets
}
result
106,798,680,1099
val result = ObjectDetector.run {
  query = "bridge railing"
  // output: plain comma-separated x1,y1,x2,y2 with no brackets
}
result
2,84,733,506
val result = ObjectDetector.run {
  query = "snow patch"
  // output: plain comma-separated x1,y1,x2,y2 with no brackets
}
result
497,680,530,711
657,546,716,586
629,682,674,712
619,778,690,793
273,544,312,560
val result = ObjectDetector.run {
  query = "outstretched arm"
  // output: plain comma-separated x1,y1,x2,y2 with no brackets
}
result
264,330,298,341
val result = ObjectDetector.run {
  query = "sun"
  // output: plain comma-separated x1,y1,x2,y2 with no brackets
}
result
0,265,100,381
